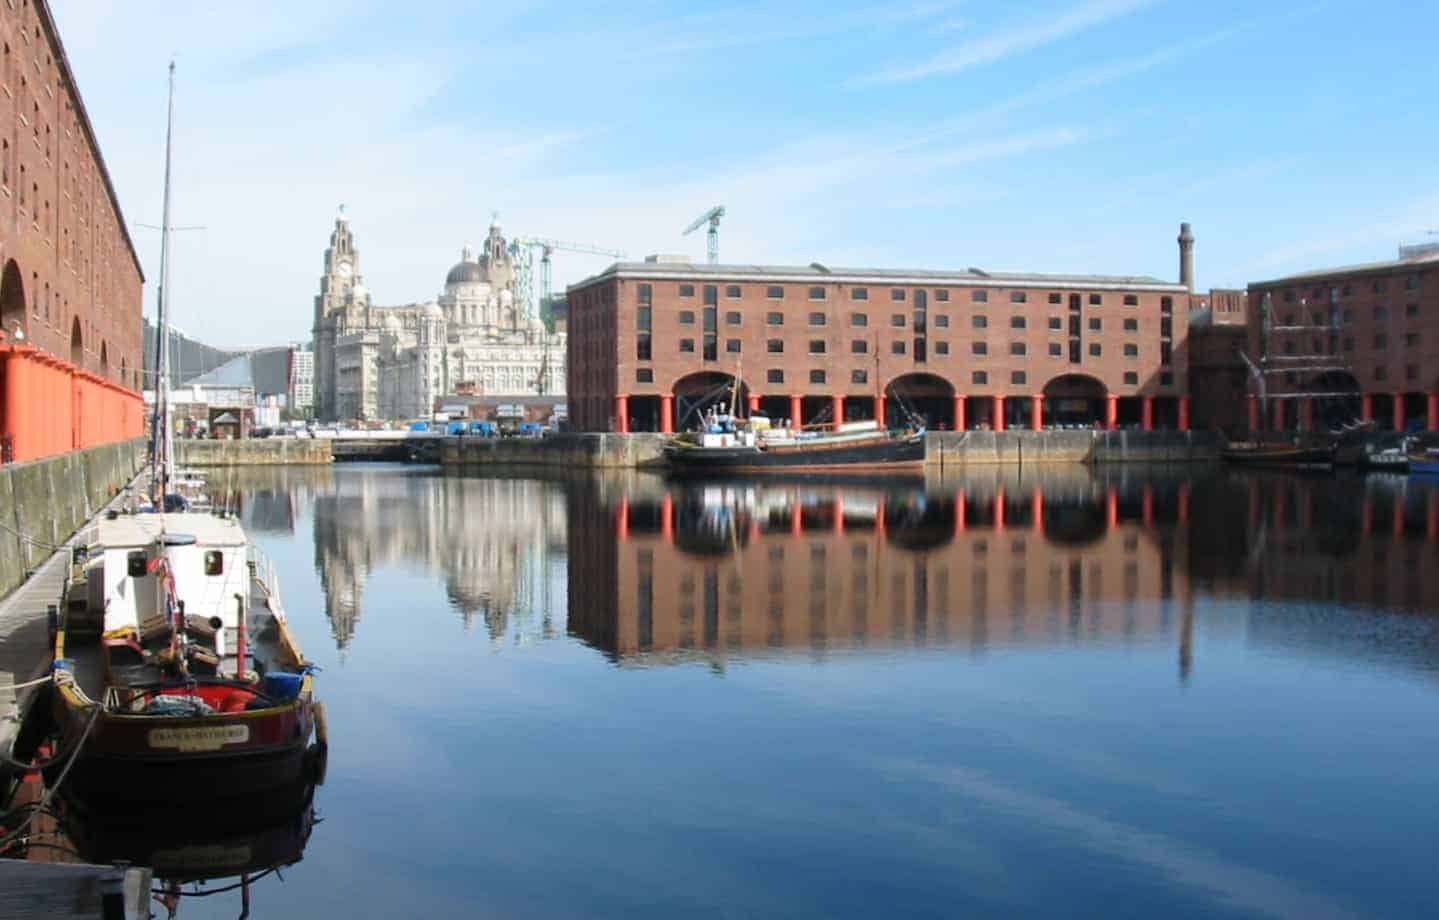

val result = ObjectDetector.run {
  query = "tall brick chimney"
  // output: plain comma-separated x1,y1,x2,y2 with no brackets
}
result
1178,222,1195,291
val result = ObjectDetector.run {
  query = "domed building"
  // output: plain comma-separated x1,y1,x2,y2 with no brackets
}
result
311,212,566,421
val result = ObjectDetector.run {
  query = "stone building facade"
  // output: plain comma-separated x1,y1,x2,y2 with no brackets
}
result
311,213,565,422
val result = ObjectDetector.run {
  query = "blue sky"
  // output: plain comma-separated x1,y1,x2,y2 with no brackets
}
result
52,0,1439,347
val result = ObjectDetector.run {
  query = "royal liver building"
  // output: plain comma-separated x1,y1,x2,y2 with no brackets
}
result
311,212,565,421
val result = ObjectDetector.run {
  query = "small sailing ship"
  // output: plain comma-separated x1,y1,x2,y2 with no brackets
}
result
46,63,324,806
664,361,924,473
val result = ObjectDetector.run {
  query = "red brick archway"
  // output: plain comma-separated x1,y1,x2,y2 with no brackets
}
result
0,260,24,342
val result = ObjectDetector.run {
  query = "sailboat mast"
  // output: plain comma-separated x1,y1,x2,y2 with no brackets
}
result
153,61,177,506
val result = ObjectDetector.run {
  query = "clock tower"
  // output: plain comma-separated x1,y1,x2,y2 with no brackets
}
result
313,207,371,421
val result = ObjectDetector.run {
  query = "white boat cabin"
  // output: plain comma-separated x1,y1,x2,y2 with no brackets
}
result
87,513,251,638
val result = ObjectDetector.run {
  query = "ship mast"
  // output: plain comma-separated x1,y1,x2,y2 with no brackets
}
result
152,61,178,507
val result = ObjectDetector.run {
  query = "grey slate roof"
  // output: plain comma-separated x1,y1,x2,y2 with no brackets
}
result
569,261,1184,292
1253,252,1439,287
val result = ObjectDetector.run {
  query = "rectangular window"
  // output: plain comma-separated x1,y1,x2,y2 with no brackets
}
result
1123,318,1138,331
1123,343,1138,357
808,312,826,326
1070,341,1082,364
1010,291,1027,304
1160,317,1172,337
915,337,928,363
1089,343,1102,357
1374,333,1387,349
1048,292,1061,305
679,284,695,297
1406,277,1420,290
703,336,718,361
851,339,868,354
1407,364,1419,380
1089,293,1102,306
1406,303,1419,318
635,368,653,383
680,338,695,353
1160,341,1172,364
1342,284,1352,296
972,315,988,329
1373,279,1387,293
972,370,988,385
1159,372,1173,386
809,369,826,384
1089,317,1102,331
808,286,827,300
1374,306,1388,321
1011,371,1026,385
638,283,652,304
891,314,906,327
972,341,988,356
1009,342,1026,356
891,288,907,302
767,285,784,299
1123,294,1139,306
892,340,906,355
935,315,950,328
935,289,950,302
1375,366,1388,381
726,339,741,353
1283,313,1296,325
766,311,784,325
725,311,742,325
703,308,717,332
704,285,718,306
851,287,869,301
1406,332,1420,347
767,369,784,383
809,339,826,354
1343,337,1354,352
1124,371,1139,385
1010,316,1026,329
1342,309,1353,323
851,312,869,327
636,334,652,360
972,289,989,303
679,310,695,325
725,284,741,299
637,306,652,330
851,369,868,384
936,341,950,355
767,339,784,353
1048,316,1062,330
1283,290,1295,302
1048,342,1062,356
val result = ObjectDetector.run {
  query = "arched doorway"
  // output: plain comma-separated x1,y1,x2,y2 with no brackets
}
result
0,260,24,342
70,317,83,367
673,372,750,432
886,372,955,429
1043,373,1106,428
1305,371,1360,431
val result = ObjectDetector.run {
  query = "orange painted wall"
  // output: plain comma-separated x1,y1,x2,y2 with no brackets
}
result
0,344,142,463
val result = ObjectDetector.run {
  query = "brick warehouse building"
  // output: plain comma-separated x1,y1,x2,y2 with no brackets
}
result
0,0,144,462
1245,243,1439,433
566,226,1195,434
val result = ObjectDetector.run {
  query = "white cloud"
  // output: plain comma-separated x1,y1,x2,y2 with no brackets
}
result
852,0,1159,87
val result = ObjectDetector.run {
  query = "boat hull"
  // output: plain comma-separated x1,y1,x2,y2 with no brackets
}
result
1408,457,1439,476
49,686,320,806
1220,445,1335,470
666,434,925,473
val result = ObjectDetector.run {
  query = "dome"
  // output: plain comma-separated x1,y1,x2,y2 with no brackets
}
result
383,313,402,332
446,260,485,286
423,301,445,319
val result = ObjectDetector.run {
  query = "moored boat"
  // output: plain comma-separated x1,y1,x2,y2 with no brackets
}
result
48,512,325,805
666,416,925,473
1407,446,1439,476
1220,441,1336,470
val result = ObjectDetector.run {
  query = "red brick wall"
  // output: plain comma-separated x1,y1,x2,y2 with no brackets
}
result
0,1,144,395
568,272,1190,431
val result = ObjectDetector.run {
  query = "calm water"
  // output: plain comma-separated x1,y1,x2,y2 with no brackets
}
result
61,465,1439,917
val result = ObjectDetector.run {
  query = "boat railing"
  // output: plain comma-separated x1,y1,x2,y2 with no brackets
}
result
249,543,287,620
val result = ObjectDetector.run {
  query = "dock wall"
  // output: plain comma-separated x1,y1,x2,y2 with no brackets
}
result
0,437,144,600
923,429,1220,467
177,438,334,466
442,433,668,469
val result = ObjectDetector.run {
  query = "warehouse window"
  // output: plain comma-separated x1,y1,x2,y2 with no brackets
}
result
1010,291,1027,303
637,306,652,330
767,369,784,383
680,338,695,353
1089,317,1102,331
808,312,826,326
1010,342,1026,356
767,311,783,325
636,334,651,360
891,314,906,327
637,283,652,304
1374,306,1388,321
1089,343,1102,356
972,370,988,385
972,289,988,303
1123,344,1139,357
851,312,869,327
725,285,742,298
726,339,741,353
1010,316,1026,329
725,311,741,325
809,340,826,354
1048,292,1061,305
1124,318,1138,331
679,284,695,297
1048,316,1062,330
892,340,907,355
891,288,907,302
1124,372,1138,385
936,341,950,355
851,339,868,354
1089,293,1102,306
809,286,827,300
935,289,950,302
1123,294,1139,306
973,315,988,329
767,285,784,299
1048,343,1062,356
972,341,988,356
851,369,868,384
810,369,826,384
679,310,695,325
636,368,654,383
767,339,783,353
851,287,869,301
935,315,949,328
1011,371,1026,385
